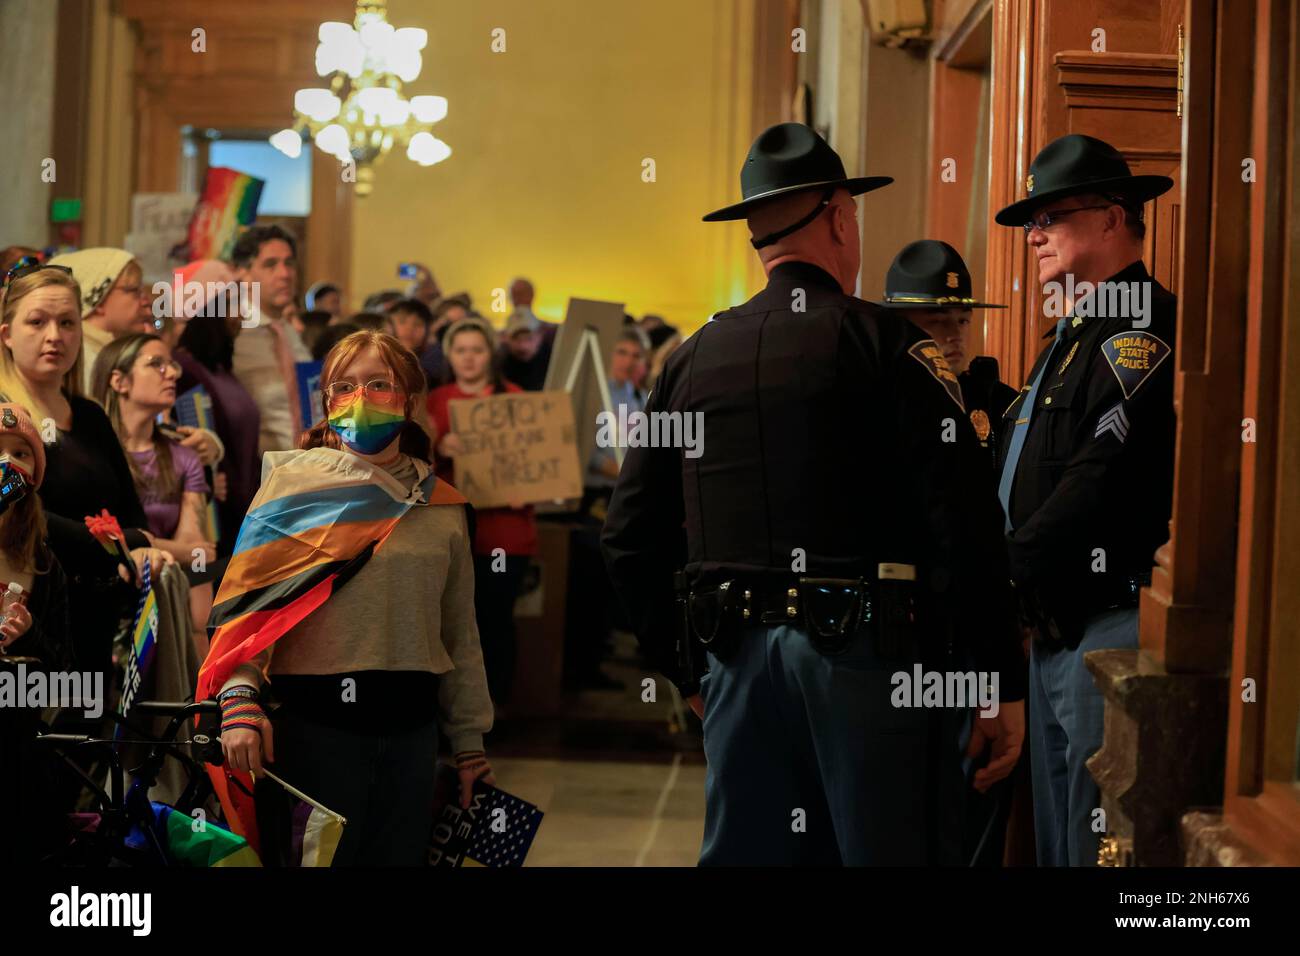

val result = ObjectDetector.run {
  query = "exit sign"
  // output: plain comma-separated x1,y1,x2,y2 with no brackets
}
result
50,198,82,223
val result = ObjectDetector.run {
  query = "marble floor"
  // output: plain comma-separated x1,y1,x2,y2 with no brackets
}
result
485,630,707,866
490,755,706,866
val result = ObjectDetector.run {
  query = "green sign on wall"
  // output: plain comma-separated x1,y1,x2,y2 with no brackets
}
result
50,198,82,223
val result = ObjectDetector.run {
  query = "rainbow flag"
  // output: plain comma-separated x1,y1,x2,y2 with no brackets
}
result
117,556,160,726
175,167,264,262
197,447,467,853
124,784,260,867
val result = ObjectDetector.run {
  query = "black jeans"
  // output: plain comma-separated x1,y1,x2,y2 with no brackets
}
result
472,554,528,705
262,707,439,866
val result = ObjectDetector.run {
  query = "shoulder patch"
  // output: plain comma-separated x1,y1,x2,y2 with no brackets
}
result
1101,332,1172,399
908,339,965,413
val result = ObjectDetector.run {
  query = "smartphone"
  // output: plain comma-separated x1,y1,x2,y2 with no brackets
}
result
398,262,419,280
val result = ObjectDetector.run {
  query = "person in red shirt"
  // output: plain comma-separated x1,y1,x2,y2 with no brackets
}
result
428,317,538,706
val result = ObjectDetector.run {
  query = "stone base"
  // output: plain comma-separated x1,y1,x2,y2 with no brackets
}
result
1085,649,1228,866
1181,811,1274,866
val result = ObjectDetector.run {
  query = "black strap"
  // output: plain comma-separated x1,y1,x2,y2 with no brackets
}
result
750,189,835,249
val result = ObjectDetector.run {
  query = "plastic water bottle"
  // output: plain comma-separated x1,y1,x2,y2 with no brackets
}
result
0,582,24,654
2,582,26,622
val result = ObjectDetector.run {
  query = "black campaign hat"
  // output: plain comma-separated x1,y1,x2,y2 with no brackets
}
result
872,239,1006,311
994,133,1173,226
702,122,892,222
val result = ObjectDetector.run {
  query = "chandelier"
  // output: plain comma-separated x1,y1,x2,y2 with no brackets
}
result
270,0,450,197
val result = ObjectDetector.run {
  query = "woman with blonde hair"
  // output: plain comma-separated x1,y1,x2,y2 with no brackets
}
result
199,330,494,865
0,258,172,675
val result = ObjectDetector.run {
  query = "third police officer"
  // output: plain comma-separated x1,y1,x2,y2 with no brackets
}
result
602,123,1025,865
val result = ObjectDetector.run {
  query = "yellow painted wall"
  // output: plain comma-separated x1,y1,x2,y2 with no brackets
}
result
350,0,763,334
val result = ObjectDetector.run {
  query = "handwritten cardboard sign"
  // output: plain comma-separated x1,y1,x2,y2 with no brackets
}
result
448,390,582,508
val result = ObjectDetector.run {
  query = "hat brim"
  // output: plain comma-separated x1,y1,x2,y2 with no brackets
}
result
872,299,1008,311
993,174,1174,226
702,176,894,222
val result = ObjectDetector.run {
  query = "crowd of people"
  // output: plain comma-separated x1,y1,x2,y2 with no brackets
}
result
0,226,684,864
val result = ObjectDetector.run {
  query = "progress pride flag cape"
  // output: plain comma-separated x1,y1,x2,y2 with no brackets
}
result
197,447,467,854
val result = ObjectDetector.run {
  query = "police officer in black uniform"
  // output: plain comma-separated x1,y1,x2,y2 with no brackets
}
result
874,239,1017,473
873,238,1024,866
602,123,1025,866
993,134,1177,866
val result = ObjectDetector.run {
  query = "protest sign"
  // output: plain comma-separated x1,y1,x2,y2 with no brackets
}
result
448,390,582,507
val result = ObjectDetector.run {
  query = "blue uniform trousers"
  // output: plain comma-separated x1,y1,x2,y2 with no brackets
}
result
1027,607,1137,867
697,622,968,866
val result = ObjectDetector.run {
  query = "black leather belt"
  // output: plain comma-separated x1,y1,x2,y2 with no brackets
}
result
1021,572,1151,648
687,569,923,661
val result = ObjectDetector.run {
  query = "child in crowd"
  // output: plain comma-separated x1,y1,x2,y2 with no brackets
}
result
428,317,538,705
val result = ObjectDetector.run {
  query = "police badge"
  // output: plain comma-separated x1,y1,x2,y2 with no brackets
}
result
970,409,991,441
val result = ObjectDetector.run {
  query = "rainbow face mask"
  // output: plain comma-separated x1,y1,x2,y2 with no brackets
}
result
327,390,407,455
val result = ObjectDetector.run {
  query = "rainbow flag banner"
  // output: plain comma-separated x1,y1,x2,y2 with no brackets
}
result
197,447,467,853
124,786,260,867
175,167,264,262
118,556,160,725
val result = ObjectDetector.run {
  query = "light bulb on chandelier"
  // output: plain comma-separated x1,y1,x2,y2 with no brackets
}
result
271,0,450,194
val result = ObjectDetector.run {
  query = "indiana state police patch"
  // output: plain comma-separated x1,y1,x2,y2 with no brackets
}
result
909,339,966,413
1101,332,1172,399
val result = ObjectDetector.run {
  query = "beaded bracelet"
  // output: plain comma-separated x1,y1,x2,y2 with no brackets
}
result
217,685,259,703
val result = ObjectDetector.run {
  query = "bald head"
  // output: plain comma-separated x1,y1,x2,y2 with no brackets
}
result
747,187,860,293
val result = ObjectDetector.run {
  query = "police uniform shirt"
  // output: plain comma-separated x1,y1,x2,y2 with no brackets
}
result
998,259,1177,606
960,357,1018,472
602,260,1024,697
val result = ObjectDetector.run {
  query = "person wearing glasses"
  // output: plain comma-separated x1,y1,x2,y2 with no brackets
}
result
212,330,494,865
604,124,1023,865
0,260,174,662
993,134,1177,867
90,334,215,565
50,247,223,468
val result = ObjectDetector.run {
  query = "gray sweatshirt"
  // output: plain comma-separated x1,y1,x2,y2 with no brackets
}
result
222,452,494,754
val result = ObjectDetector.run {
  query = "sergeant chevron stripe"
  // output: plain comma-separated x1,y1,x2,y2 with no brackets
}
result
1096,402,1130,442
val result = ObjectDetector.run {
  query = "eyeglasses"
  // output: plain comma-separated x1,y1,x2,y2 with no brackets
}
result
137,355,182,377
2,256,72,288
324,379,403,401
1022,205,1118,234
111,282,144,297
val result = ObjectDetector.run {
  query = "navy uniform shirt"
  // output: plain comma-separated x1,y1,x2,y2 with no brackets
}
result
601,261,1023,698
960,357,1018,475
998,260,1177,625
